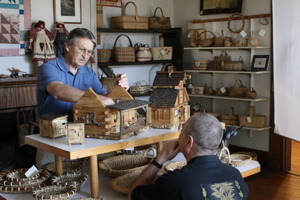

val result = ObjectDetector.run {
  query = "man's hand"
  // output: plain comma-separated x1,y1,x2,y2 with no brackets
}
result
117,73,129,90
155,140,181,164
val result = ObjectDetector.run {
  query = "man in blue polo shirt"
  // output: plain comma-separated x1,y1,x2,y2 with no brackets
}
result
37,28,128,120
129,112,248,200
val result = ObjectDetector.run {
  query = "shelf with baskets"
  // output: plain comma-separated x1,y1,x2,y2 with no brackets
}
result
97,27,183,77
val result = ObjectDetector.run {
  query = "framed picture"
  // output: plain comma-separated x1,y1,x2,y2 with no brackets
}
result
98,0,122,7
251,55,270,71
54,0,82,24
200,0,242,15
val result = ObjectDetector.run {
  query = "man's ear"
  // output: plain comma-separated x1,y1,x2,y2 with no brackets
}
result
187,135,194,149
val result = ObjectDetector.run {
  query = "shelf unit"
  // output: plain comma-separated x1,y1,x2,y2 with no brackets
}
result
97,28,183,77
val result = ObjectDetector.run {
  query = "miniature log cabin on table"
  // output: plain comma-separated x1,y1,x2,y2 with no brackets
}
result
73,85,150,140
39,113,68,138
148,71,190,129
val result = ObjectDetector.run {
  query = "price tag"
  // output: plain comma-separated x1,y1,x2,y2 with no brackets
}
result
259,29,266,37
240,30,247,38
193,104,201,111
247,117,252,123
25,165,39,178
220,87,227,93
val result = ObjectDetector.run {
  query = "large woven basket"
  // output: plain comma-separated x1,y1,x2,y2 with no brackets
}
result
111,168,144,194
151,46,173,60
97,49,112,63
111,1,148,29
220,107,239,126
149,7,171,29
223,56,244,71
230,154,252,167
50,172,88,192
32,185,76,200
233,151,258,161
112,34,135,62
98,148,156,178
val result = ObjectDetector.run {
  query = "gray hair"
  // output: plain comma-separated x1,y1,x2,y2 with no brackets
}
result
66,28,96,49
183,112,223,155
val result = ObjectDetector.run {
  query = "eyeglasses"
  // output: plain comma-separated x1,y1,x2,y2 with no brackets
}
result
74,45,94,56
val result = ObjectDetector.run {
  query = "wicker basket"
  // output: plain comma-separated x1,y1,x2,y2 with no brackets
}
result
129,80,151,95
188,19,206,47
198,30,216,47
229,79,248,98
233,151,258,161
220,107,239,126
194,60,210,70
43,160,85,175
230,154,252,167
223,56,244,71
111,1,148,29
0,169,49,194
32,185,76,200
239,106,266,128
151,46,173,60
111,169,144,194
149,7,171,29
77,198,104,200
164,161,187,172
97,49,112,63
112,34,135,62
50,172,88,192
98,148,156,178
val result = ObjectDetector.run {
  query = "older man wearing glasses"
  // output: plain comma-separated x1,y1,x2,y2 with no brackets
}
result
37,28,129,121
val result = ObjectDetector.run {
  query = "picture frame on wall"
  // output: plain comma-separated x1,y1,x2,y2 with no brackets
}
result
200,0,242,15
251,55,270,71
54,0,82,24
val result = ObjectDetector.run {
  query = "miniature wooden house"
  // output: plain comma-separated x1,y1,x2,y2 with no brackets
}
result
67,122,85,145
39,113,68,138
73,86,150,140
148,71,190,129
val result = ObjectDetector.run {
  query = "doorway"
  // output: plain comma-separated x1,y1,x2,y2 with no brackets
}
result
290,140,300,175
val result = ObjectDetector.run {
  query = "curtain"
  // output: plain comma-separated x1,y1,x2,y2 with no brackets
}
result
273,0,300,141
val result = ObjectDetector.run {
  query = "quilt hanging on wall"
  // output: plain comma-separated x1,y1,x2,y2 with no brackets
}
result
0,0,31,56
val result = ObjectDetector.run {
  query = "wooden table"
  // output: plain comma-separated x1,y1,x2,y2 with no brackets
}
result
25,128,181,198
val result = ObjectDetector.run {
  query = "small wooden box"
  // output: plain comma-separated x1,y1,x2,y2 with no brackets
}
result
39,113,68,138
67,122,85,145
192,86,204,95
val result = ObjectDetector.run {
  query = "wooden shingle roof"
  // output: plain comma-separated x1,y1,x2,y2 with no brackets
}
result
149,88,178,107
107,100,149,110
152,71,185,88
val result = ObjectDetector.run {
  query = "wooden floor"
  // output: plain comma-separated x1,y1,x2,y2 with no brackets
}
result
246,140,300,200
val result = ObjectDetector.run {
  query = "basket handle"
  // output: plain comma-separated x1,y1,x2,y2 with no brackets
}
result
143,147,156,158
229,107,235,115
249,106,255,116
99,161,112,172
239,56,244,61
153,7,165,17
123,1,138,19
189,18,205,29
199,30,216,38
220,51,228,56
138,80,149,86
162,63,176,71
218,147,231,164
113,34,133,49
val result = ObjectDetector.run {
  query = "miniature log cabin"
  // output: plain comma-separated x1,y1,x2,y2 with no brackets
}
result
67,122,85,145
39,113,68,138
148,71,190,129
73,86,150,140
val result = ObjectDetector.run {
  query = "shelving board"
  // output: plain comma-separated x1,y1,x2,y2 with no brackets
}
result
184,70,270,75
184,46,271,50
188,94,268,102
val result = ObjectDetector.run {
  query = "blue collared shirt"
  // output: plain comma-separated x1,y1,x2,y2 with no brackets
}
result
37,56,107,120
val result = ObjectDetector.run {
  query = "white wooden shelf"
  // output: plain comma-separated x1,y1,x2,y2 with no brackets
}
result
185,70,270,75
188,94,268,102
184,46,271,51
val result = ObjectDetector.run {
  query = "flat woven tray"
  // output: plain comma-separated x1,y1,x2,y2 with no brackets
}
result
230,154,252,167
43,160,85,174
111,169,144,194
0,169,50,194
32,185,76,200
164,161,187,172
50,172,88,192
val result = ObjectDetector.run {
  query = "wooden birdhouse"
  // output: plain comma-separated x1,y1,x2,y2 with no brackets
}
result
148,71,190,129
73,85,150,140
67,122,85,145
39,113,68,138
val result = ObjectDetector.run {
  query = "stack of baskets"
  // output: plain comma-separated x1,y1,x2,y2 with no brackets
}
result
99,148,156,194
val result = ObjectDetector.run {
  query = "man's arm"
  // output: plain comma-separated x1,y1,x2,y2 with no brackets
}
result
128,140,180,200
47,81,115,105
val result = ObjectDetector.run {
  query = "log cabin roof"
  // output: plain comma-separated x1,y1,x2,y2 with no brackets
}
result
107,99,149,110
149,88,178,107
152,71,185,88
40,113,68,120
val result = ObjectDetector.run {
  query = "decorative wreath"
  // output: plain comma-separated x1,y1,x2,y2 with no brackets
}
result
227,13,245,34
